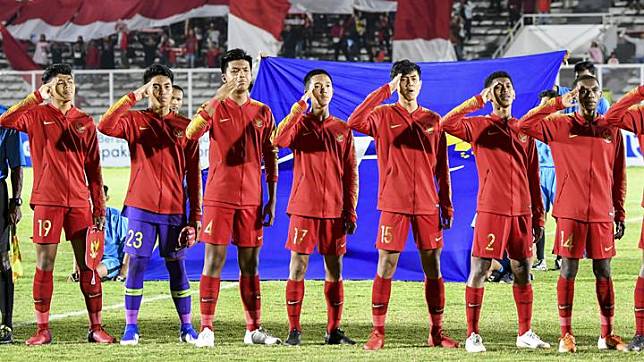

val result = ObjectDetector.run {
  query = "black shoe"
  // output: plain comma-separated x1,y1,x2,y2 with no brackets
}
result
285,329,301,346
0,325,13,344
325,328,356,345
628,334,644,352
487,270,503,283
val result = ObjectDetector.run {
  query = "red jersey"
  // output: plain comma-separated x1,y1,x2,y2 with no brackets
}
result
347,85,452,217
272,100,358,222
98,93,201,221
0,91,105,216
518,97,626,223
440,95,544,226
186,97,278,208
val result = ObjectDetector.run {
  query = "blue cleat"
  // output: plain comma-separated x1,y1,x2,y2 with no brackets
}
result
180,324,199,344
120,324,140,346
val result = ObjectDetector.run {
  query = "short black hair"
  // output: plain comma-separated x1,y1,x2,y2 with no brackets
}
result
539,89,558,99
484,71,513,88
304,69,332,87
573,61,596,76
573,74,599,87
390,59,421,80
172,85,184,94
143,64,174,84
42,63,72,83
221,48,252,74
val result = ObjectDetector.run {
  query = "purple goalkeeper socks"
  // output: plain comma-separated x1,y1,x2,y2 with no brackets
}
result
165,258,192,325
124,255,148,325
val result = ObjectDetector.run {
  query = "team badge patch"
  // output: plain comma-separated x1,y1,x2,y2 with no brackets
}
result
425,127,434,134
336,134,344,142
75,123,86,134
518,133,528,143
174,129,184,138
601,129,612,143
254,119,263,128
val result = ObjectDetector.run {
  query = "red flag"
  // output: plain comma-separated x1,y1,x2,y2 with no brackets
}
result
228,0,290,57
0,24,40,70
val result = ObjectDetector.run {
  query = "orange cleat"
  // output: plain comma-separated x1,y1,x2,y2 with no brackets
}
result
88,326,117,344
428,329,459,348
363,329,385,351
558,333,577,353
598,334,627,352
26,328,52,346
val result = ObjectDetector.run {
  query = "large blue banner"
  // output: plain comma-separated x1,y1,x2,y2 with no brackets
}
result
145,51,565,282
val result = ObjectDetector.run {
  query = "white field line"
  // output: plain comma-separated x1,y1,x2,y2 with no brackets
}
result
16,282,238,327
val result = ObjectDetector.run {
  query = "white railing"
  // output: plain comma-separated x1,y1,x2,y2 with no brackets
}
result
492,12,618,59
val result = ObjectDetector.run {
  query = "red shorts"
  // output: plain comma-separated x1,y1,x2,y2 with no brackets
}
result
553,218,615,259
375,212,442,252
200,206,263,247
472,212,532,260
285,215,346,256
32,206,92,244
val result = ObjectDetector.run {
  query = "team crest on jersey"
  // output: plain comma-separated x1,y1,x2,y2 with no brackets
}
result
425,127,434,134
518,133,528,143
75,123,86,134
254,119,263,128
601,129,612,143
174,129,184,138
336,134,344,142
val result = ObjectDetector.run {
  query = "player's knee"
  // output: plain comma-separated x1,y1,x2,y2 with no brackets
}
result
592,259,611,279
290,260,308,280
560,260,578,280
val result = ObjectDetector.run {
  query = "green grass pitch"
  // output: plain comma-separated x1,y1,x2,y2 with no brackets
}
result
1,167,643,361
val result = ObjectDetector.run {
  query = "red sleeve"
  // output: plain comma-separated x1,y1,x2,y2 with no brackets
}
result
435,131,453,218
84,122,106,218
342,130,358,223
272,100,307,148
518,97,570,143
527,139,545,227
612,130,626,222
185,139,202,222
263,109,278,183
439,95,485,142
603,86,644,134
186,104,214,140
97,93,136,139
347,84,390,137
0,91,44,132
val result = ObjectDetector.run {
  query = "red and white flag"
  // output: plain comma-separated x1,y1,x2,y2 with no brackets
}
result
0,24,40,71
228,0,291,58
392,0,456,62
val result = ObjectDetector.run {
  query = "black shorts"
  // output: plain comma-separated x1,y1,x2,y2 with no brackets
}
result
0,179,10,253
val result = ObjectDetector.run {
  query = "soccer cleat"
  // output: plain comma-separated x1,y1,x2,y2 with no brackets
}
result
428,329,459,348
244,327,282,345
325,328,356,345
363,329,384,351
25,328,52,346
531,259,547,271
465,332,486,353
88,326,116,344
516,330,551,349
195,327,215,348
0,325,13,344
285,329,301,346
627,335,644,352
179,325,199,344
120,324,140,346
558,333,577,353
598,334,627,351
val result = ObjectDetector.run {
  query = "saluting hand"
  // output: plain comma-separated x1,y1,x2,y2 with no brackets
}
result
301,82,314,104
388,73,401,94
38,78,58,101
214,80,237,102
480,82,497,103
562,88,578,108
133,81,154,102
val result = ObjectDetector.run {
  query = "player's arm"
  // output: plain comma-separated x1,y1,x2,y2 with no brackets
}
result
271,88,311,148
526,139,545,239
7,129,25,226
603,86,644,133
439,86,493,142
85,123,106,230
97,82,153,139
435,131,453,229
612,130,627,239
0,80,55,131
262,110,279,227
185,139,202,230
347,74,400,136
342,130,358,234
186,81,236,140
518,91,576,142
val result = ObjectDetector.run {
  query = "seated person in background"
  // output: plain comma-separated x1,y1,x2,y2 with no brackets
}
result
70,185,129,281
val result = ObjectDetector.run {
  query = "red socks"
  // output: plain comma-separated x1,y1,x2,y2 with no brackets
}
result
425,278,445,333
79,270,103,328
199,275,220,331
371,275,392,334
557,276,575,337
324,280,344,333
285,279,304,331
596,277,615,338
240,275,261,331
33,268,53,330
465,286,484,335
636,277,644,336
512,283,533,335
